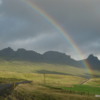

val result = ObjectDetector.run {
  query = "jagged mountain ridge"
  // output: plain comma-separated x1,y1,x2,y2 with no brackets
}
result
0,47,100,70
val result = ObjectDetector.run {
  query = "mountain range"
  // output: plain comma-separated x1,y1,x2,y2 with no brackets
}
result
0,47,100,70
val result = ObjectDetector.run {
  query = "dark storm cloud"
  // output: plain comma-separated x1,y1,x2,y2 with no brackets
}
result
9,32,71,54
32,0,100,59
0,0,56,41
0,0,100,59
0,0,71,57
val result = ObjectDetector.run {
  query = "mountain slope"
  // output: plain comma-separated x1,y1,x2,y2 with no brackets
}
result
85,54,100,70
0,47,100,70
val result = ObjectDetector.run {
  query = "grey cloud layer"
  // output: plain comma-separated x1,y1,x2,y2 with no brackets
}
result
33,0,100,58
0,0,100,59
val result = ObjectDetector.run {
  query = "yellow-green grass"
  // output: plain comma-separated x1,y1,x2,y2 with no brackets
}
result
0,61,99,86
0,61,99,100
85,78,100,87
2,82,100,100
0,60,93,76
0,71,86,86
0,72,99,100
62,85,100,95
0,70,99,86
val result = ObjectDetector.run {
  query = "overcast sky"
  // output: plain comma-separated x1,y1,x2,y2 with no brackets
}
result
0,0,100,60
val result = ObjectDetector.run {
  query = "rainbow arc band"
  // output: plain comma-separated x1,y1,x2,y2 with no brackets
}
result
20,0,94,77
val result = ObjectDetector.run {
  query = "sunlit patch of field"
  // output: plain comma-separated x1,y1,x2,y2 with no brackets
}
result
0,61,99,100
85,78,100,87
2,82,99,100
62,85,100,95
0,71,86,86
0,60,93,77
0,71,99,100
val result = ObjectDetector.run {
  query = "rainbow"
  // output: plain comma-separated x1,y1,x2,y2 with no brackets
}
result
21,0,94,77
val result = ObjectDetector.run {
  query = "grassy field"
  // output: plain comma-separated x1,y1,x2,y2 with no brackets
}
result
0,61,99,100
0,71,86,86
0,71,99,100
2,82,99,100
86,78,100,86
0,60,97,77
62,85,100,95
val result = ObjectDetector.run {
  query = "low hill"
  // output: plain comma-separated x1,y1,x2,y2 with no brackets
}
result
0,60,99,78
0,47,100,71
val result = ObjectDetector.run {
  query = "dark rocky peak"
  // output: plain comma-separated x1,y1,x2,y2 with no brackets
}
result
43,51,70,58
16,48,27,53
0,47,14,53
87,54,99,61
